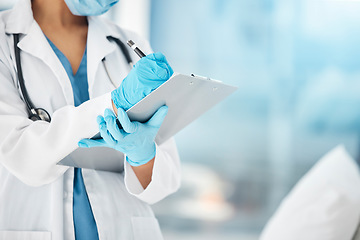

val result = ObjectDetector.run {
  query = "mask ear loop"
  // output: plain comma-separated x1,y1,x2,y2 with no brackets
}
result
13,34,51,122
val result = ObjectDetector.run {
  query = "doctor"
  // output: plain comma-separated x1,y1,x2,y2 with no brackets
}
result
0,0,180,239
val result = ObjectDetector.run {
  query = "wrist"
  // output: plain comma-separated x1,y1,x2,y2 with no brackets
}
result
126,144,156,166
111,100,118,115
111,89,121,110
111,88,132,111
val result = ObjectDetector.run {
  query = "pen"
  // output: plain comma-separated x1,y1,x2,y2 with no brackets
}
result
127,40,146,58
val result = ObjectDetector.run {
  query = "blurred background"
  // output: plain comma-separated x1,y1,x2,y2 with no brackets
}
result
2,0,360,239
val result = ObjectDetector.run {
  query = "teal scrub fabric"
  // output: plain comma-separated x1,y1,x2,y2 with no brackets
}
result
47,37,99,240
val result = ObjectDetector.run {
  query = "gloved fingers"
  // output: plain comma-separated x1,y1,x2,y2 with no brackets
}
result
117,108,138,133
104,108,117,119
78,138,107,148
147,105,168,128
153,61,173,80
97,115,118,146
136,54,173,80
152,53,174,77
136,59,170,80
104,108,125,141
147,52,174,77
147,52,167,62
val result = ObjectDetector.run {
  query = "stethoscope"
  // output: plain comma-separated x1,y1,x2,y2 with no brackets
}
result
13,34,133,123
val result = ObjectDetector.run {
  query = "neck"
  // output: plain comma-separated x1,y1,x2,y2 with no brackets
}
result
31,0,87,27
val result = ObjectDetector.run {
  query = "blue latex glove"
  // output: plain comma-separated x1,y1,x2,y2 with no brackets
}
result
111,52,173,111
78,106,168,166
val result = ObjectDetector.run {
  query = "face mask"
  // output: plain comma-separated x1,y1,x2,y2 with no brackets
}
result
64,0,119,16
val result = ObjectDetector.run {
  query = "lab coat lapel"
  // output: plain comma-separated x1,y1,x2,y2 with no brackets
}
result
87,17,117,98
17,23,75,106
4,0,75,106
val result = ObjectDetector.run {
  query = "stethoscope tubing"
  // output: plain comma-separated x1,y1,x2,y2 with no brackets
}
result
13,34,35,115
13,33,133,122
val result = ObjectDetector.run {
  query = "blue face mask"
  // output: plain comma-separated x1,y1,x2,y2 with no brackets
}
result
64,0,119,16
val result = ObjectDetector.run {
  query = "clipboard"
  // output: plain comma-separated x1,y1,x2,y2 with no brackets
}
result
58,147,124,173
57,73,237,172
127,73,237,144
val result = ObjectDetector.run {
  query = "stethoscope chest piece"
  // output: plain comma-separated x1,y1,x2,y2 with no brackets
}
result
29,108,51,122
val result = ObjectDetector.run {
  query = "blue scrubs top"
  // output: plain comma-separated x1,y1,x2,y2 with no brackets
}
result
47,38,100,240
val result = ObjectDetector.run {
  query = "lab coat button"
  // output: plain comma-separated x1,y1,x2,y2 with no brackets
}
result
63,192,68,199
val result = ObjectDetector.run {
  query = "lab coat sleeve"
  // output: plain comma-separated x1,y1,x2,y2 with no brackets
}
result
117,30,181,203
0,59,113,187
124,137,181,204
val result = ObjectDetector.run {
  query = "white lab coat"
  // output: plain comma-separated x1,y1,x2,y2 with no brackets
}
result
0,1,181,240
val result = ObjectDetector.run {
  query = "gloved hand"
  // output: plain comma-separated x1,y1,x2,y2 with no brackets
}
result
78,106,168,166
112,52,173,111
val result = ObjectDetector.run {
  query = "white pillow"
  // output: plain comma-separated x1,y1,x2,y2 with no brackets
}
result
260,145,360,240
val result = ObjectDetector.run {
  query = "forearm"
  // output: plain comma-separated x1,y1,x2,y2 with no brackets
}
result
131,157,155,189
0,93,113,186
112,100,154,188
124,139,181,204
